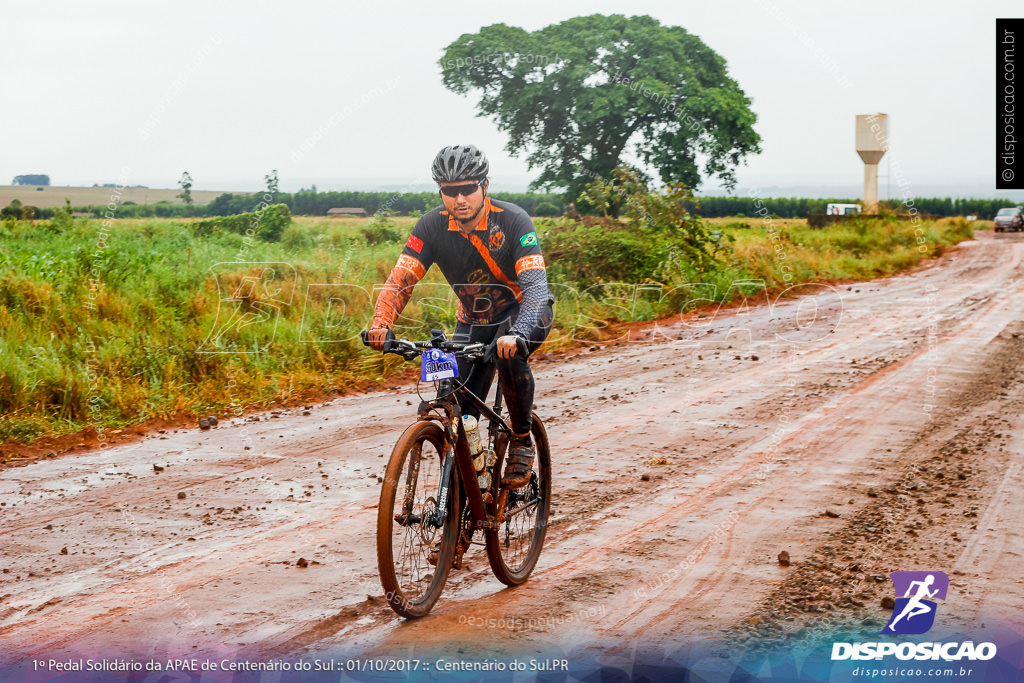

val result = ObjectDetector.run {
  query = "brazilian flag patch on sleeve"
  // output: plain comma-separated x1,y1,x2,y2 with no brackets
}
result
520,232,538,247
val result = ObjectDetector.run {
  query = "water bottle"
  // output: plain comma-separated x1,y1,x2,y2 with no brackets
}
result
463,415,482,458
477,448,497,490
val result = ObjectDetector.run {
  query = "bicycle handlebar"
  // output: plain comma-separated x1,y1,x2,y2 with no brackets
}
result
360,330,493,361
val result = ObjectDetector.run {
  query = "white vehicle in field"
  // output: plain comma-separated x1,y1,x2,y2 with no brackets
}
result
827,203,862,216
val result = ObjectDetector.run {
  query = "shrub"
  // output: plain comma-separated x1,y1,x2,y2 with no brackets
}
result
361,223,402,244
281,224,316,251
193,203,292,241
534,202,560,217
47,200,75,233
1,199,23,220
360,214,403,244
0,416,50,443
577,166,734,275
259,204,292,241
543,223,674,284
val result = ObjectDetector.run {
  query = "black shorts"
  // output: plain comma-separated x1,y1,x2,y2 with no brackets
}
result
451,302,554,422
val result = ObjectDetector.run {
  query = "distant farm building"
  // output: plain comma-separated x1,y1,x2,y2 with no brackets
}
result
327,207,367,217
71,212,96,218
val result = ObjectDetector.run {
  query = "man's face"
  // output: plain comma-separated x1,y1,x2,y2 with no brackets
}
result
439,179,488,224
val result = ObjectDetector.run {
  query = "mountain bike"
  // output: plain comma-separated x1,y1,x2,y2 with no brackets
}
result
360,329,551,618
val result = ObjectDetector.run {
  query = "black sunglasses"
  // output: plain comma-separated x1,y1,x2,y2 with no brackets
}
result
438,179,484,198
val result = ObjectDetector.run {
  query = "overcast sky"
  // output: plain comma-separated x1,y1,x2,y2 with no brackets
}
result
3,0,1020,198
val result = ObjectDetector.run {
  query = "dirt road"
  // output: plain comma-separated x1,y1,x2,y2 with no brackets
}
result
2,231,1023,673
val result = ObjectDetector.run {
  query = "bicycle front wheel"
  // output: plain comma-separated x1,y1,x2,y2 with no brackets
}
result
485,413,551,586
377,420,458,618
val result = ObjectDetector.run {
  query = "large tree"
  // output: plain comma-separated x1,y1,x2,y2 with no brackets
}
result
440,14,761,200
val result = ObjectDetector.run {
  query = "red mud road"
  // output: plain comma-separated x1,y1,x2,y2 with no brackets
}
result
2,232,1024,666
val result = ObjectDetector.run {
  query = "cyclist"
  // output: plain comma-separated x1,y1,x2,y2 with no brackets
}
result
367,144,554,489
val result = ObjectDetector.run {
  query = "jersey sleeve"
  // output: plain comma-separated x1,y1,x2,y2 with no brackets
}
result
509,211,545,279
507,210,553,338
370,217,435,329
398,217,435,277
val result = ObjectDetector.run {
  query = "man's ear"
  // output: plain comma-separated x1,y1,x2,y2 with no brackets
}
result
482,179,489,196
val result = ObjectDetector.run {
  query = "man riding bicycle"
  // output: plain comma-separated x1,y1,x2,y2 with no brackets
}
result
367,144,554,489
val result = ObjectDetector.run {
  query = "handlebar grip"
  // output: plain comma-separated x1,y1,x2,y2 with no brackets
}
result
363,328,395,351
515,336,529,357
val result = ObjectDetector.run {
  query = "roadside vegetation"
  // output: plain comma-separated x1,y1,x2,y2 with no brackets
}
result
0,180,975,447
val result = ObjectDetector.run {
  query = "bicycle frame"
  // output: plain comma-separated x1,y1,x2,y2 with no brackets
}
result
420,377,511,533
368,328,548,616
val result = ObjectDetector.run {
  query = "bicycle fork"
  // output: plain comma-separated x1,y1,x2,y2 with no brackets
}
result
429,445,456,529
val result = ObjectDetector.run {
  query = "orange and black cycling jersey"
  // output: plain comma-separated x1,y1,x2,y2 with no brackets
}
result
372,197,553,337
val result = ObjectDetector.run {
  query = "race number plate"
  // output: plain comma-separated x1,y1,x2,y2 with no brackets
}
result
421,349,458,382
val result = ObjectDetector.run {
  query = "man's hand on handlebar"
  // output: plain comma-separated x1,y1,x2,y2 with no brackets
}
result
496,334,529,359
365,327,394,351
363,329,518,361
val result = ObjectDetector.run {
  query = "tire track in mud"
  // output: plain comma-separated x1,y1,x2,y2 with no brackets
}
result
338,235,1024,657
725,319,1024,652
2,233,1024,664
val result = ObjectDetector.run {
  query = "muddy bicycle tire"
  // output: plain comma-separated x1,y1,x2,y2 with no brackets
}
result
485,413,551,586
376,420,459,618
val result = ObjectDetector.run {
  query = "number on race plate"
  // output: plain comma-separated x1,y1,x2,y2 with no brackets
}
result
421,349,458,382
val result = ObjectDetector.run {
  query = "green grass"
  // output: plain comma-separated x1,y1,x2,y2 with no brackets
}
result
0,213,974,444
724,216,974,287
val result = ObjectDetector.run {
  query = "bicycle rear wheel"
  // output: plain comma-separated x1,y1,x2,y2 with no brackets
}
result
485,413,551,586
377,420,458,618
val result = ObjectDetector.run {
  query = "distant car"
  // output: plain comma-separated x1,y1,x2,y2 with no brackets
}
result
993,207,1024,232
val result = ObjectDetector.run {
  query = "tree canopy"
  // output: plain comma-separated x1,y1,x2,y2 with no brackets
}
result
440,14,761,200
265,169,279,195
12,174,50,186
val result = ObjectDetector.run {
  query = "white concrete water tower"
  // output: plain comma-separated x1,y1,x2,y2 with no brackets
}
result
856,113,887,214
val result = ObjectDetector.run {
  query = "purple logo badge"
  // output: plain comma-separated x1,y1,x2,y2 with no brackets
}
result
881,571,949,635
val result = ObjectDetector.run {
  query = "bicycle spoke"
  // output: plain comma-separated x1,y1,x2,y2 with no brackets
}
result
379,422,453,612
486,416,550,585
373,334,552,615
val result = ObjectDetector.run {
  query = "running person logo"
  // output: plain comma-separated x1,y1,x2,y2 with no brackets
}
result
881,571,949,635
